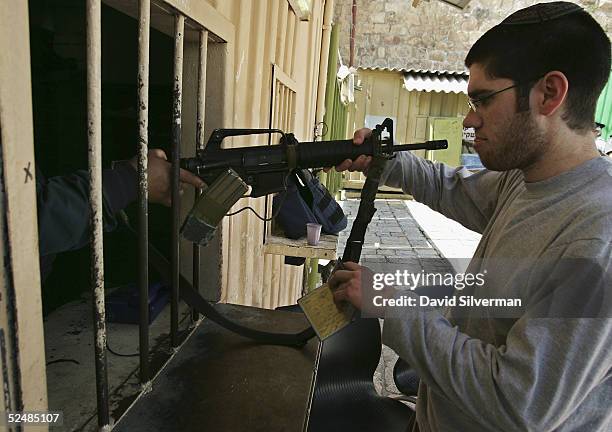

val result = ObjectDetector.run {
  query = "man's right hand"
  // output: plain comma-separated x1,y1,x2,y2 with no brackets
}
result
331,128,374,174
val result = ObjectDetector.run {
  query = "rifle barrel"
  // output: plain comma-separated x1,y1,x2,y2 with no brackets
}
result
393,140,448,151
294,138,448,168
180,139,448,175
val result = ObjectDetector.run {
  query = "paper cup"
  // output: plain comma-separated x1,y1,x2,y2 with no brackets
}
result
306,223,322,246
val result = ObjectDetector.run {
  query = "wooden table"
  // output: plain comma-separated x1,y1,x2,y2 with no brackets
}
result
263,232,338,260
114,304,319,432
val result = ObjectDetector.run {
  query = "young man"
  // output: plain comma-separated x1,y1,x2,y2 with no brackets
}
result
329,2,612,431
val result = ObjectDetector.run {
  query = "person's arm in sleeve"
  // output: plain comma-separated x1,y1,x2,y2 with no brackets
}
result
36,163,137,256
382,239,612,431
380,150,510,233
335,128,514,233
37,149,204,256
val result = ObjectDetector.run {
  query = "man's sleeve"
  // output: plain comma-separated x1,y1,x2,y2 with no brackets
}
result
380,151,510,233
37,163,138,256
382,239,612,431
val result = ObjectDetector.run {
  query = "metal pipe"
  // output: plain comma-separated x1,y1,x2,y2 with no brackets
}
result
192,29,208,322
171,14,185,347
137,0,151,382
196,30,208,150
86,0,109,427
314,0,334,134
350,0,356,68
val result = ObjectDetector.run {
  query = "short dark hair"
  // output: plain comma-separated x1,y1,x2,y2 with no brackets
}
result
465,2,611,132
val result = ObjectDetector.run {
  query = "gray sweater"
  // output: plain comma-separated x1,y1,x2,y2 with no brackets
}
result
380,153,612,431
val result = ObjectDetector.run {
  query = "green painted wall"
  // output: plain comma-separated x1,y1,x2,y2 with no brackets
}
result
595,70,612,140
306,24,349,292
427,117,463,167
318,24,348,196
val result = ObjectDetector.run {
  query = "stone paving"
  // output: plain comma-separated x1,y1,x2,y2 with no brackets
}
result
406,200,481,273
336,199,457,398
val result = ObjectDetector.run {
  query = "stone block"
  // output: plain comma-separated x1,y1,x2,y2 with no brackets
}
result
362,255,388,263
383,35,402,45
388,257,420,265
396,250,417,257
385,2,404,14
390,24,408,35
462,17,478,32
417,250,440,258
372,12,387,24
374,23,391,34
390,238,411,245
429,50,446,62
361,22,376,34
396,257,423,267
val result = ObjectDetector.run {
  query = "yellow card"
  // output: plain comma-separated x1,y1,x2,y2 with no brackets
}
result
297,283,355,341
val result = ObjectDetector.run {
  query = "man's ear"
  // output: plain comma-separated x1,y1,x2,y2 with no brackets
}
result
533,71,569,116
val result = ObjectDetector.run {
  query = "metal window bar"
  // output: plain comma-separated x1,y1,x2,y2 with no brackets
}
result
86,0,110,428
192,29,208,322
82,0,215,425
171,14,185,348
137,0,151,383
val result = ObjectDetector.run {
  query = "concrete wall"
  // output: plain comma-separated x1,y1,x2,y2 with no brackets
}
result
333,0,612,72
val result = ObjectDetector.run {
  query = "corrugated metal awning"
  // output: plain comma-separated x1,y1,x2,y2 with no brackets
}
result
403,70,469,94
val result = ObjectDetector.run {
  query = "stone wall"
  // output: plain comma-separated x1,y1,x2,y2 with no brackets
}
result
333,0,612,72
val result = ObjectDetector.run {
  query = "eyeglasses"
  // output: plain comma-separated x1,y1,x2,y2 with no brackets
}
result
467,75,545,113
467,83,520,112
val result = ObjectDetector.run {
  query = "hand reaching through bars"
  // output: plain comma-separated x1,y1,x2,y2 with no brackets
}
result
129,149,205,207
37,149,205,282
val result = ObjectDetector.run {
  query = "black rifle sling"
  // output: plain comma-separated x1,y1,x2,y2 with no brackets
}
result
118,213,314,347
125,156,385,347
144,234,316,347
342,156,387,263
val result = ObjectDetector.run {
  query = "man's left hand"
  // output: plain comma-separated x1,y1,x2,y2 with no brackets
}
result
328,261,374,310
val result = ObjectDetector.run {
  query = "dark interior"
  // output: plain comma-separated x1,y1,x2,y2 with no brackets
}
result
29,0,176,313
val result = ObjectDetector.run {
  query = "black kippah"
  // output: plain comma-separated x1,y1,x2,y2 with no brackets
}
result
501,1,584,25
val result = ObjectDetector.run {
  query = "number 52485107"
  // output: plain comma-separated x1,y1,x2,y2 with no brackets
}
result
4,411,63,425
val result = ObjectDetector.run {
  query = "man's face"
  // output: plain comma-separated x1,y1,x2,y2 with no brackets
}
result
463,64,547,172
